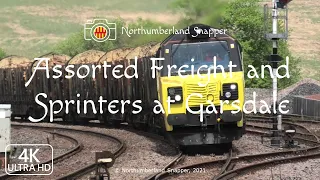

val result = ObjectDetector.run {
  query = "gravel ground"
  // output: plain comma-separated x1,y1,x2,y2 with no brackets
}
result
0,126,75,175
297,122,320,135
164,131,317,180
233,134,278,155
162,133,282,180
11,126,74,158
234,121,320,180
163,154,225,180
5,115,319,179
244,88,273,112
8,123,280,180
277,79,320,102
164,165,220,180
245,78,320,114
237,158,320,180
246,121,310,134
245,88,273,102
246,122,273,128
97,130,177,180
10,124,120,179
245,121,313,149
9,122,177,180
177,155,225,168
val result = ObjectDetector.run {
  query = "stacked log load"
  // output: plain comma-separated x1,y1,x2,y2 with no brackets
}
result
2,44,319,122
0,43,160,122
29,53,71,119
0,56,33,117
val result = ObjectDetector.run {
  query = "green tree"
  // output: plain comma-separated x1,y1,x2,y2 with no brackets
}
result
220,0,300,88
170,0,228,27
171,0,300,88
0,48,6,59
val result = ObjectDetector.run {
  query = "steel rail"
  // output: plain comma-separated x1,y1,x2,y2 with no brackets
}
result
0,124,82,179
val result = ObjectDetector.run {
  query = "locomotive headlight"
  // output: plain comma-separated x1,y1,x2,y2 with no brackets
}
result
225,92,232,98
168,88,175,95
175,94,182,101
221,83,238,100
167,87,183,103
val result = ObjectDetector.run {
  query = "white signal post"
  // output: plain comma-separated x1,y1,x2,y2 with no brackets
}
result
271,0,281,147
267,0,292,146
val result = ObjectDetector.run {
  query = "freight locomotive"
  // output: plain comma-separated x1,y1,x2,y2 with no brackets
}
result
0,24,245,146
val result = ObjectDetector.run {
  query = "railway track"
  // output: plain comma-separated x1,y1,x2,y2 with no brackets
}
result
144,152,185,180
245,124,318,145
107,123,183,180
246,114,320,123
68,122,181,180
151,116,320,180
213,149,233,180
1,123,126,180
56,127,126,180
246,114,320,143
214,118,320,179
7,114,320,179
7,120,181,180
0,124,82,179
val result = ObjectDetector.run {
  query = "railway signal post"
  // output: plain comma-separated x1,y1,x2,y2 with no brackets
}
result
264,0,292,146
91,151,114,180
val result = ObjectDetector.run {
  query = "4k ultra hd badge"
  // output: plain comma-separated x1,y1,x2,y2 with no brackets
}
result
5,144,53,175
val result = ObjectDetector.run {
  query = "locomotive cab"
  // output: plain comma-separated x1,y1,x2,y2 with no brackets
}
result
156,24,245,145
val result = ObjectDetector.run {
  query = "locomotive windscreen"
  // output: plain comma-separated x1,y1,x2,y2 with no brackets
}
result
171,41,239,74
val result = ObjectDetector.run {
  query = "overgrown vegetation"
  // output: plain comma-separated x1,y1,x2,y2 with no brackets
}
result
54,0,300,88
223,0,300,89
0,48,6,59
172,0,300,88
170,0,228,28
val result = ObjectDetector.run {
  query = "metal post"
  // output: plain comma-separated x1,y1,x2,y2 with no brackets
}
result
271,0,281,147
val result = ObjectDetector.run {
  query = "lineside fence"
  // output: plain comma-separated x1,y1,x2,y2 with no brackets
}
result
292,96,320,120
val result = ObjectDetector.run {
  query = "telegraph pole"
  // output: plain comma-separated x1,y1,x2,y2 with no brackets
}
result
264,0,292,147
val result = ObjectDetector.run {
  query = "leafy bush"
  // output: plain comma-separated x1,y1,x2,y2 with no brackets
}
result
170,0,228,27
0,48,6,59
220,0,300,88
172,0,300,88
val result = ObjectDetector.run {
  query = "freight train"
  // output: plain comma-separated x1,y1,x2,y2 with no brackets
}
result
0,24,245,146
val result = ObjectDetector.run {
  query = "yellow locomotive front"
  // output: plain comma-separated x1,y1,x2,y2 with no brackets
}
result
156,24,245,145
